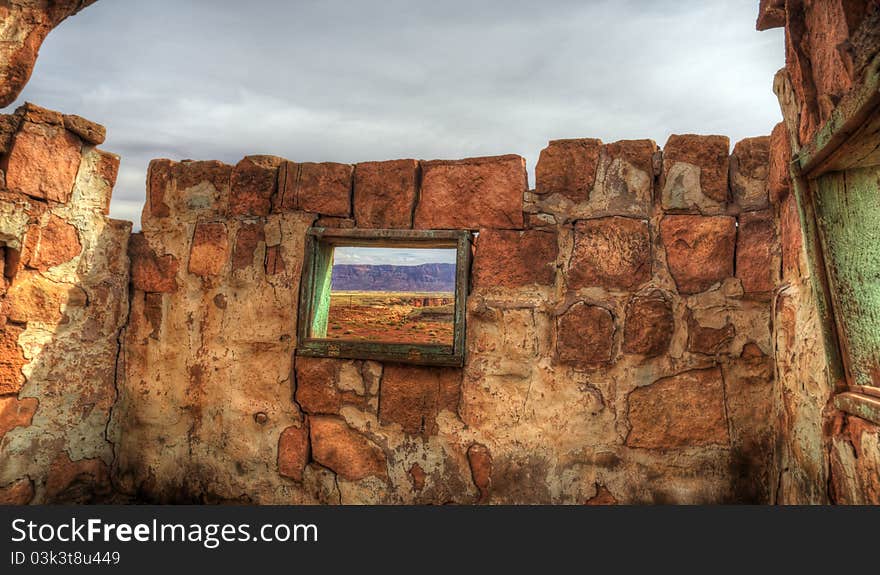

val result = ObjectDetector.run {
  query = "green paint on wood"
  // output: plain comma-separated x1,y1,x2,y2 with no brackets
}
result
834,392,880,426
815,166,880,387
309,242,334,338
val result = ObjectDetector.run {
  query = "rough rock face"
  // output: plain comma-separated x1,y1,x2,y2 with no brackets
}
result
535,139,602,202
661,135,730,214
0,103,129,503
830,415,880,504
472,229,557,288
758,0,880,504
414,155,526,230
660,215,736,294
730,136,770,211
622,294,674,357
770,0,877,147
354,159,419,228
736,210,776,294
626,368,730,449
532,139,656,221
309,416,387,481
0,1,99,108
567,217,651,290
2,105,83,203
556,303,614,366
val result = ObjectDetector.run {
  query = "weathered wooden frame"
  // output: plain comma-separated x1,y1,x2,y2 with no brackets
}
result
296,227,472,366
792,49,880,423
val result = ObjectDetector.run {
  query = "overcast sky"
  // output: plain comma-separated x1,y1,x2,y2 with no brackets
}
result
5,1,784,226
334,247,457,266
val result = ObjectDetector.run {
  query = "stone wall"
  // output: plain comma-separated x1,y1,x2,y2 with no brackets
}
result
114,134,780,504
2,0,878,506
0,102,130,504
760,0,880,504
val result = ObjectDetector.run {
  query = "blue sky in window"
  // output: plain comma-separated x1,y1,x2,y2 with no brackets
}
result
333,247,456,266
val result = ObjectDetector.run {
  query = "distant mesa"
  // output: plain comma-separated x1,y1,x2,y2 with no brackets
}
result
331,263,455,292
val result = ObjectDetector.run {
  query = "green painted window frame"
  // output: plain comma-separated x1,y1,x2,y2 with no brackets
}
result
296,227,472,367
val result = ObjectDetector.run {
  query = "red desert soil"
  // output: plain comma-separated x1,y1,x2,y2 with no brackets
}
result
325,291,455,345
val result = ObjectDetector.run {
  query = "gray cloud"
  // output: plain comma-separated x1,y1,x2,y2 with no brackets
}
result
6,0,785,226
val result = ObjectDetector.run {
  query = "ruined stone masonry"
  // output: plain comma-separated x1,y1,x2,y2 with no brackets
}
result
1,0,880,504
0,107,782,503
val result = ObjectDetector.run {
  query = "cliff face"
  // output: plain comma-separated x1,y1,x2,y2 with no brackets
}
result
330,263,456,292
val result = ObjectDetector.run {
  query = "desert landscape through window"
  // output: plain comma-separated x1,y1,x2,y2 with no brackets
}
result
323,246,457,346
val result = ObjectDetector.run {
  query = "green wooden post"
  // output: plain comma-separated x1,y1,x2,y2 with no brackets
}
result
814,166,880,387
309,242,335,338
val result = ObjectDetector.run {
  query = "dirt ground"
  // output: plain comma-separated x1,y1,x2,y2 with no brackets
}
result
325,291,455,345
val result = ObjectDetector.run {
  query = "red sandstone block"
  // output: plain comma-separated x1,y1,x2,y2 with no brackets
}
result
62,114,105,145
730,136,770,210
296,358,342,414
231,222,265,272
0,114,22,155
662,134,730,204
686,311,735,356
1,120,82,203
297,162,352,217
0,478,34,505
94,150,120,214
273,161,297,212
567,216,651,290
535,138,602,202
45,453,110,502
294,357,368,415
277,422,310,482
275,161,352,217
414,155,526,230
313,217,355,228
146,159,173,218
353,159,419,228
147,159,231,220
129,233,179,292
737,210,776,294
467,443,492,503
622,293,674,357
6,270,86,324
604,139,658,176
556,302,614,366
768,122,792,203
188,222,229,277
0,395,38,440
25,214,81,270
626,367,729,449
472,229,558,289
264,245,284,275
18,103,63,126
0,326,27,395
229,155,283,217
378,364,461,435
780,193,804,278
176,160,232,193
660,215,736,294
309,416,387,481
756,0,785,31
